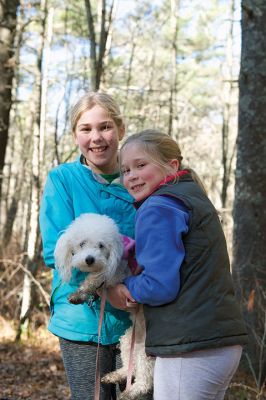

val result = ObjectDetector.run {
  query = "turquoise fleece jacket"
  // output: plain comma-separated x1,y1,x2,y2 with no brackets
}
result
39,155,135,343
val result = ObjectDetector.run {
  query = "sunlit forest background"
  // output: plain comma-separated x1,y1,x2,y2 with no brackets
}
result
0,0,265,398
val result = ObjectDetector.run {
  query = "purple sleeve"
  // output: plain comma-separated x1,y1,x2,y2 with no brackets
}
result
124,196,189,306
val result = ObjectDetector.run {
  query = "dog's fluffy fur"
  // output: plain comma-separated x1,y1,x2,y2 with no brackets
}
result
54,213,129,304
54,213,154,400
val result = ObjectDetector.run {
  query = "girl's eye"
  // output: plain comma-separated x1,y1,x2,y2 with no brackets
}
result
101,123,112,131
80,241,87,248
122,169,129,175
137,163,146,168
98,242,104,249
79,128,91,133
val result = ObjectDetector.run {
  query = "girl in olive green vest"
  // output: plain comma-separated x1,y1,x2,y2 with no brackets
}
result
108,130,247,400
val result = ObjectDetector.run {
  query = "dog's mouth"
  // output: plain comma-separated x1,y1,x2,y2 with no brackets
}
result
79,264,104,273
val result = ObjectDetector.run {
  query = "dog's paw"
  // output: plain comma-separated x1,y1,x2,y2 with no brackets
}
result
68,293,87,304
119,391,153,400
101,371,127,385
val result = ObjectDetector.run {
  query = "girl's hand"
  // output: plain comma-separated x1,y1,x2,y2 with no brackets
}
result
133,265,143,276
106,284,138,310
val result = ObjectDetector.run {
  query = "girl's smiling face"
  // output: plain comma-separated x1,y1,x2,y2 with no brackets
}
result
121,143,169,202
75,105,124,174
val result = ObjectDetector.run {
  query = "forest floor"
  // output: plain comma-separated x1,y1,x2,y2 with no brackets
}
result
0,317,70,400
0,317,264,400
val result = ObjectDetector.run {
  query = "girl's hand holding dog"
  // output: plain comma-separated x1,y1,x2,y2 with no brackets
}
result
107,284,138,311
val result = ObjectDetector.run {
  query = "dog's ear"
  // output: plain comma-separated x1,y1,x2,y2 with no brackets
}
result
54,232,73,282
106,235,124,281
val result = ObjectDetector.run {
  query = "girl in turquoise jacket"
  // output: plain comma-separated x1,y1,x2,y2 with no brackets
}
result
39,92,135,400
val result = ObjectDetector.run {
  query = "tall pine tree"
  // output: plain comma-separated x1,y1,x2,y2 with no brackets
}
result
233,0,266,389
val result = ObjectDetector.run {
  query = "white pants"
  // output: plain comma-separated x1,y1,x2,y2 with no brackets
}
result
154,345,242,400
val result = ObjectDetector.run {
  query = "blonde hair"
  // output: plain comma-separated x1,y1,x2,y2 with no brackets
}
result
121,129,207,193
70,91,124,136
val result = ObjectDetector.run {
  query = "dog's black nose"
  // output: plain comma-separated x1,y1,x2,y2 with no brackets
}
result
86,256,95,265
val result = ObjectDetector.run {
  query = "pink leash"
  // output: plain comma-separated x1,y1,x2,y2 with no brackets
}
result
94,290,138,398
125,309,138,391
94,287,107,400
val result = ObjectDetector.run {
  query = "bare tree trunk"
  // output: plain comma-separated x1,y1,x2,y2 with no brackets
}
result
53,6,77,166
2,115,30,250
0,3,34,251
16,0,49,340
0,0,20,207
84,0,115,90
39,6,54,182
221,0,237,209
124,36,137,114
16,112,41,340
2,176,21,249
168,0,179,137
232,0,266,389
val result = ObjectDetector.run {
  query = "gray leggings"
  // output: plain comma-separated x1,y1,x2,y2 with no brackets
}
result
154,345,242,400
59,337,122,400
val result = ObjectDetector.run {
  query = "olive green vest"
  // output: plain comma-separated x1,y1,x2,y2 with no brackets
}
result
143,174,247,356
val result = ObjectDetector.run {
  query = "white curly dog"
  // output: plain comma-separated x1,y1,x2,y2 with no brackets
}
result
54,213,154,400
